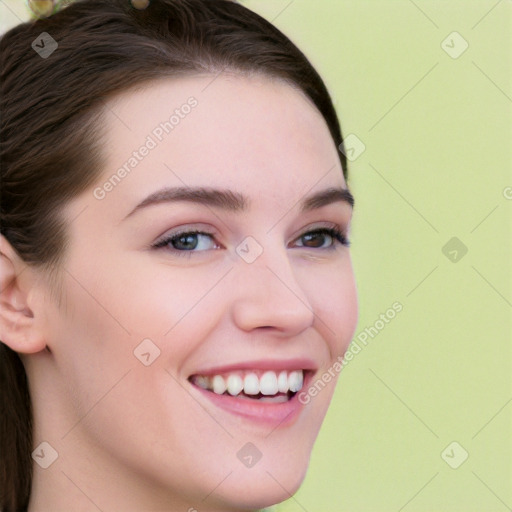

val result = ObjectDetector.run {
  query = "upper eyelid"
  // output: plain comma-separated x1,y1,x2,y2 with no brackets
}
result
157,221,344,237
153,226,217,247
290,222,346,240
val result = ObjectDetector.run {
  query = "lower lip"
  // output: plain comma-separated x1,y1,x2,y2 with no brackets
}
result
191,373,312,428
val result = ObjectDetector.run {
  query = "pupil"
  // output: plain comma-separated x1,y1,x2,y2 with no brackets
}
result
304,233,323,248
175,234,197,250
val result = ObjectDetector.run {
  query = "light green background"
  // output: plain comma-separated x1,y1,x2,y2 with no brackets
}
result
1,1,510,511
242,1,511,511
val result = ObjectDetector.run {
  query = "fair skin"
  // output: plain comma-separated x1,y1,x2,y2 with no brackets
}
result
0,73,358,511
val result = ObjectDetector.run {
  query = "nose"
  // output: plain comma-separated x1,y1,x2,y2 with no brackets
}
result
229,243,315,336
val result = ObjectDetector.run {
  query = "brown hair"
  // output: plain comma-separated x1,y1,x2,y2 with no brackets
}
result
0,0,348,509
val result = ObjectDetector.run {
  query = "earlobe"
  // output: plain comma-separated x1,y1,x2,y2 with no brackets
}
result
0,235,47,354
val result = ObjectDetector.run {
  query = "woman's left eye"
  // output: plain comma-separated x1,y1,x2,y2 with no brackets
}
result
295,227,350,249
152,226,349,257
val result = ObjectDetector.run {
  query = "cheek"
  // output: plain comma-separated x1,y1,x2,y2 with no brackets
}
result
55,249,229,406
305,256,358,356
52,275,135,414
51,265,235,480
119,261,232,360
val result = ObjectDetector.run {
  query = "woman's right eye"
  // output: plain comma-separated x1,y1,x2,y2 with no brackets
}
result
153,230,220,257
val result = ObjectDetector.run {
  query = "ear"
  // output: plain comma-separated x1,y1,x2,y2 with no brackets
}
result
0,234,47,354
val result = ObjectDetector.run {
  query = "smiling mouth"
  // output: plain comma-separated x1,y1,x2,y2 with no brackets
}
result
188,369,306,403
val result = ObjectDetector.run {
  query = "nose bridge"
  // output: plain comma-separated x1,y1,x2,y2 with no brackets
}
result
230,236,315,333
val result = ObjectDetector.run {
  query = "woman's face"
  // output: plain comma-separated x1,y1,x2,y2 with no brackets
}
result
37,74,358,510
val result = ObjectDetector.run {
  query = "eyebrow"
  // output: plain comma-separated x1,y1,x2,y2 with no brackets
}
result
123,185,354,220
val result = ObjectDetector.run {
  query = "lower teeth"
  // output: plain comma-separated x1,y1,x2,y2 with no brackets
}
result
258,395,289,403
222,391,291,402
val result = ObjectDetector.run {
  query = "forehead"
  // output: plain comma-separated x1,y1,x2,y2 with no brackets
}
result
91,73,346,218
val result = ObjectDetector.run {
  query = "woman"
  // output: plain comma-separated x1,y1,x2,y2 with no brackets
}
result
0,0,358,510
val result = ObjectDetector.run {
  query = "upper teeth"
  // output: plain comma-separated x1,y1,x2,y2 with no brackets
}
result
193,370,304,396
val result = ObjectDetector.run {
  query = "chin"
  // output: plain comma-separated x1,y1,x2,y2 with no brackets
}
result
207,456,310,510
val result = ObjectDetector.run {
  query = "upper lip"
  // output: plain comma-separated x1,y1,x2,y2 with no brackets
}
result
189,358,318,377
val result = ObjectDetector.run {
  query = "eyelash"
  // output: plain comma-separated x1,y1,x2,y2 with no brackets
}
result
152,225,350,258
